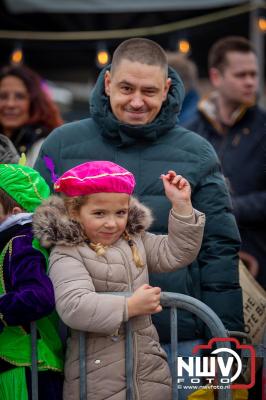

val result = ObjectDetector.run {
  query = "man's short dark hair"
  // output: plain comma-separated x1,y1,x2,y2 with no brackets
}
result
208,36,256,72
111,38,168,76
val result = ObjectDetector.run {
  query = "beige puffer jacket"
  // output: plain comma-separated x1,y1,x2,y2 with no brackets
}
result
33,196,205,400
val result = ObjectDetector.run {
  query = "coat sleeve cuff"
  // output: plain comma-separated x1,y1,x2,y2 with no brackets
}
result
171,208,196,224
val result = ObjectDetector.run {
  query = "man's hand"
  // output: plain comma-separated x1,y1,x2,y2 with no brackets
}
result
127,284,162,318
161,170,193,216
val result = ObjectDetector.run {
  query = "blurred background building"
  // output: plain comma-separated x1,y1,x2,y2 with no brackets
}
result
1,0,265,120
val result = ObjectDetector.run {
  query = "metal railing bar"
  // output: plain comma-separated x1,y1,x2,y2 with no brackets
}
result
29,292,266,400
30,321,38,400
161,292,232,400
170,307,178,400
125,319,134,400
161,292,229,340
79,331,87,400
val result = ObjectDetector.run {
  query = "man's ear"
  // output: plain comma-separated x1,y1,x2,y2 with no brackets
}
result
104,70,111,96
209,67,222,88
163,78,171,101
12,206,23,215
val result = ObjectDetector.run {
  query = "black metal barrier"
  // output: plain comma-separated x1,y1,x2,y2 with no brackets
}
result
30,292,266,400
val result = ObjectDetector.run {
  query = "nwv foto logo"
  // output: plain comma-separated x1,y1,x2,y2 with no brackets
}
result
177,337,256,389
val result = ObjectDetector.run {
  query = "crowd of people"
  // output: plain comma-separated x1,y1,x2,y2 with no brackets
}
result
0,35,265,400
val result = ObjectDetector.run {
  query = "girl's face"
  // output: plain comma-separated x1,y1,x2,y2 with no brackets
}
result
0,75,30,137
75,192,130,245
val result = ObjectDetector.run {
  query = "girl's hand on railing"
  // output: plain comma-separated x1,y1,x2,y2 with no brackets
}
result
127,284,162,318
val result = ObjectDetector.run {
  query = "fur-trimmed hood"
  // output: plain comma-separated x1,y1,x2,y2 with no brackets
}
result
33,195,153,249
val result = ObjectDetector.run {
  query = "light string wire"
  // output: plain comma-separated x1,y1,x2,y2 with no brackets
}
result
0,3,265,41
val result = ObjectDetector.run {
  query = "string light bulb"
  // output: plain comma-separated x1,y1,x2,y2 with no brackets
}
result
11,47,23,64
258,17,266,32
178,40,191,54
96,49,110,68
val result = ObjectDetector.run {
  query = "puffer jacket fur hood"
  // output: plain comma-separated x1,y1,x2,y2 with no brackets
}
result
33,195,205,400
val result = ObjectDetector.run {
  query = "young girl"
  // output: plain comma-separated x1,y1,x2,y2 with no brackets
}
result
33,160,205,400
0,163,63,400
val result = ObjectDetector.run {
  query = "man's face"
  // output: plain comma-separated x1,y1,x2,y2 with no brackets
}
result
210,51,258,106
104,59,171,125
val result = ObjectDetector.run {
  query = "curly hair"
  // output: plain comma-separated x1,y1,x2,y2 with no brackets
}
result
0,64,63,132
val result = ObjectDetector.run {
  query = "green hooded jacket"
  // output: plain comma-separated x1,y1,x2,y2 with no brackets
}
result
34,66,243,341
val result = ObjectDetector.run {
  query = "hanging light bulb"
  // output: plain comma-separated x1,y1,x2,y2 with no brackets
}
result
96,46,110,68
10,46,23,65
178,40,191,55
258,17,266,32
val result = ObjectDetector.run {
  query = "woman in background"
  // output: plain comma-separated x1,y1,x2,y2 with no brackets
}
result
0,64,63,166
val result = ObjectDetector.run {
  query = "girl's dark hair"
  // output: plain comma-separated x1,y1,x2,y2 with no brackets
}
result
0,64,63,132
0,187,22,214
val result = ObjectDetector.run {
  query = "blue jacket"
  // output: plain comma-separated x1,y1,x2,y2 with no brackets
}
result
34,66,244,341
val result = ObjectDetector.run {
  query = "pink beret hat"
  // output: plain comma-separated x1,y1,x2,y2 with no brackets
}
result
54,161,135,196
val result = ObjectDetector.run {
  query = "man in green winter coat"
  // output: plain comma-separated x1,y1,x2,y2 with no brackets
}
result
34,37,244,397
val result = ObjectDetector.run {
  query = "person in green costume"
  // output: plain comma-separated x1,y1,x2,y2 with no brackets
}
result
0,163,64,400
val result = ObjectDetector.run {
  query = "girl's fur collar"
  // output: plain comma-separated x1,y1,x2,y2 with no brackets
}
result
33,195,153,248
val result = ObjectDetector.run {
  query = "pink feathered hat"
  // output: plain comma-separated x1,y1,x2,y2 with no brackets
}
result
54,161,135,196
